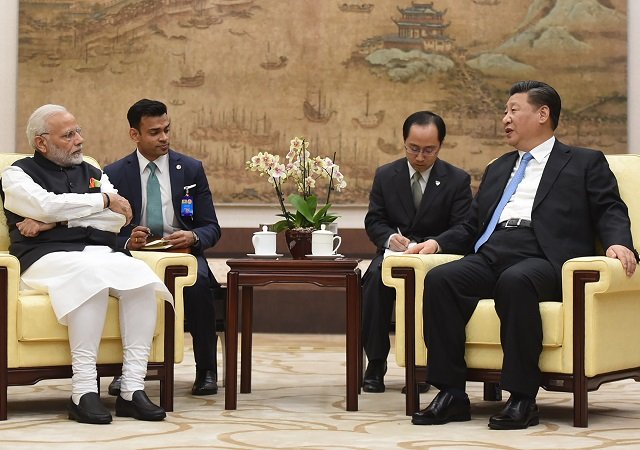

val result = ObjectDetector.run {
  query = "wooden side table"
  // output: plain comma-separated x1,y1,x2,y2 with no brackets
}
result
224,258,362,411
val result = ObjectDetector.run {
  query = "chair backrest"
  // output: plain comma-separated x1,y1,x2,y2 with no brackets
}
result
0,152,101,252
605,154,640,250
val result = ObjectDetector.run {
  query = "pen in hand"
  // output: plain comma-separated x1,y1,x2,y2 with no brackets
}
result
393,227,410,252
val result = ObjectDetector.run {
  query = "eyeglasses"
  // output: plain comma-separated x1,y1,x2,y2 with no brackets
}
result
38,127,83,142
404,143,439,155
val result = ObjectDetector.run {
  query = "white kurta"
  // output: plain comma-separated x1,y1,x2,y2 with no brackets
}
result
21,246,172,324
2,165,173,324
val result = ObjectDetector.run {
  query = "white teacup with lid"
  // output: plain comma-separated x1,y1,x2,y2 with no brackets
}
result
252,225,277,255
312,224,342,256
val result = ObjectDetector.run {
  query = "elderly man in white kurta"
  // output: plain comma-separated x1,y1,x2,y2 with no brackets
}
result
1,104,172,424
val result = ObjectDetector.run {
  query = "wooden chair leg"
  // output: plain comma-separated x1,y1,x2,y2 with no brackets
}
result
0,385,6,421
572,270,597,428
483,382,502,401
573,382,588,427
406,366,419,416
1,267,8,420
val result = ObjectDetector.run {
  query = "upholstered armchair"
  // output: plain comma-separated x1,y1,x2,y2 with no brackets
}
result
0,153,198,420
382,154,640,427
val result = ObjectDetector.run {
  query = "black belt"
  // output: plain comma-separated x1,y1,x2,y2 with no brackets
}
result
497,218,532,229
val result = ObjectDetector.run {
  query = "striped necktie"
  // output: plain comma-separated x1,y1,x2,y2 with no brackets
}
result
474,152,534,252
146,162,163,237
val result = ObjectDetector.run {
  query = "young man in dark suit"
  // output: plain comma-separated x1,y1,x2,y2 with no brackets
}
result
409,81,637,429
104,99,222,396
362,111,472,393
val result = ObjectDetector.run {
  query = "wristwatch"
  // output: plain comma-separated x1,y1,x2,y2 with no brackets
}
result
192,231,199,245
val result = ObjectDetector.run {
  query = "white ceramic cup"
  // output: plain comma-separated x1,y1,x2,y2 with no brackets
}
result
312,224,342,255
252,225,277,255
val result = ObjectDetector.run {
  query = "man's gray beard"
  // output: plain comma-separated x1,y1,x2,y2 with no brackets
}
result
47,143,83,167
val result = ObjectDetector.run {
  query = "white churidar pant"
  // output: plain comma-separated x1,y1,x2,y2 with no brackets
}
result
20,246,173,401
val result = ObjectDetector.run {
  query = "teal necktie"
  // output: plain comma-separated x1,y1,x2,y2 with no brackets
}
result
146,162,163,237
474,152,534,252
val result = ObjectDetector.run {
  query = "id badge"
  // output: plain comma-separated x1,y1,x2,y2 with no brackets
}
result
181,195,193,217
181,184,196,217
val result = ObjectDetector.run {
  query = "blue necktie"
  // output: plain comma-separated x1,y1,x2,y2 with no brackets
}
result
146,162,163,237
474,152,533,252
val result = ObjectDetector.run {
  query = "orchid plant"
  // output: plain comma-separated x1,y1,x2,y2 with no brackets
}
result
246,137,347,232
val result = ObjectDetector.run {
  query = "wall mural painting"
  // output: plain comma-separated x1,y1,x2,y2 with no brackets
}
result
18,0,628,205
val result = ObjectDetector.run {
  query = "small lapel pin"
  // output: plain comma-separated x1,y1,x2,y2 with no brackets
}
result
176,164,182,170
435,180,441,186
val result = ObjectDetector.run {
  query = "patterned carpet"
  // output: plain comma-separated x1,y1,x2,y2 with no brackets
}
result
1,333,639,450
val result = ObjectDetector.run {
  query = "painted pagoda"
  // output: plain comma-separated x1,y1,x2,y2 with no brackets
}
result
384,2,453,53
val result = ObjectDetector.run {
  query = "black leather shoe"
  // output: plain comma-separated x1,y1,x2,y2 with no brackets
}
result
115,390,166,421
108,376,121,396
488,396,539,430
68,392,112,424
191,369,218,395
363,360,387,393
402,383,431,394
411,390,471,425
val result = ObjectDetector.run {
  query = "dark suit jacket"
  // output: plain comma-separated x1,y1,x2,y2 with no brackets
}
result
103,149,222,283
365,157,472,253
436,140,637,274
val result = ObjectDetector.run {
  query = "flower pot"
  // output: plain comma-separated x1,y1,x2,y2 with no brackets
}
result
284,228,313,259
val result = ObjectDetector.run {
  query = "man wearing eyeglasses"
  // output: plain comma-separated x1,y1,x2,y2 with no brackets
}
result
1,104,172,423
361,111,472,393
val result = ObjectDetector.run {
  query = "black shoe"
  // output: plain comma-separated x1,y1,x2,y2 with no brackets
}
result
488,396,539,430
411,390,471,425
402,383,431,394
362,360,387,393
115,390,166,421
108,376,121,396
191,369,218,396
68,392,112,424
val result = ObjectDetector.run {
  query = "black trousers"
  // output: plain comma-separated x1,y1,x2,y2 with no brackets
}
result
423,227,562,397
362,254,396,362
183,254,218,372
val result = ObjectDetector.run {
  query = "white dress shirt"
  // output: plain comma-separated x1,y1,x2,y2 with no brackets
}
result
136,151,179,236
499,136,555,223
407,160,432,194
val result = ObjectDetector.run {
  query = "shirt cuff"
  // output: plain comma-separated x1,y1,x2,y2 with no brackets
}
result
92,192,106,213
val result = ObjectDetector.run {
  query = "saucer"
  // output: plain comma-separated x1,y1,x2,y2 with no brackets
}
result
305,253,345,260
247,253,283,259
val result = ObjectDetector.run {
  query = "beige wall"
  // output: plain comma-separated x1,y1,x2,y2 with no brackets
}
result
0,1,18,155
2,1,638,229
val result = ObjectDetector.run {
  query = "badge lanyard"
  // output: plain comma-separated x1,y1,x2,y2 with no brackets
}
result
181,184,196,217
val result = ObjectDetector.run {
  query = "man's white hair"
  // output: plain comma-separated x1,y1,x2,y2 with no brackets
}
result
26,104,68,150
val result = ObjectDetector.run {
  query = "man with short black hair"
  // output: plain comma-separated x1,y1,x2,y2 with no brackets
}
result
409,80,637,429
105,99,222,396
362,110,472,393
